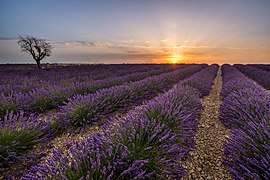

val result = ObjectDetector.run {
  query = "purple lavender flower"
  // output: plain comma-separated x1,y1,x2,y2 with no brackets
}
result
0,112,51,169
61,65,204,126
23,65,220,179
234,64,270,90
221,64,270,179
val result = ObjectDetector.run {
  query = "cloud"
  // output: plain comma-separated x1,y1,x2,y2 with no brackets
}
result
160,39,170,42
224,46,257,50
119,40,134,44
52,40,111,48
116,39,151,49
175,45,217,49
111,41,152,52
124,49,156,54
125,50,141,54
0,37,18,40
183,51,208,56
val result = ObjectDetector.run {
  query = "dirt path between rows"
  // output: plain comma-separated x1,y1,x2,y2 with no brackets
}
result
182,67,231,180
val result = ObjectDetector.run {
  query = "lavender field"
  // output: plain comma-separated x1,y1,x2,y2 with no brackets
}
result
0,64,269,179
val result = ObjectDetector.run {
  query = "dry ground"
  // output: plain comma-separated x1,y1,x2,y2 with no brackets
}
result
182,67,231,180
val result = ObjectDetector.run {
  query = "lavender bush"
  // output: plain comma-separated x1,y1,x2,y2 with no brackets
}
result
221,64,244,84
220,65,270,179
0,112,52,169
0,93,19,118
220,87,270,129
180,64,218,97
0,65,189,118
234,64,270,90
250,64,270,72
24,84,203,179
0,64,168,92
224,117,270,179
24,65,218,179
62,65,204,126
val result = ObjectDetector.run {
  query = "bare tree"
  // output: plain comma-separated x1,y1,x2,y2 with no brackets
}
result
17,35,52,68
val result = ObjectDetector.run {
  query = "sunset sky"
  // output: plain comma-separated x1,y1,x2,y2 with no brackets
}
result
0,0,270,64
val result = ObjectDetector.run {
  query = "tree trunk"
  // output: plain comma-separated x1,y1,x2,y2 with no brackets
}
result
36,60,41,68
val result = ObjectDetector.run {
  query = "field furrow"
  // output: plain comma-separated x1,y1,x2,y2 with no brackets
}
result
182,67,231,179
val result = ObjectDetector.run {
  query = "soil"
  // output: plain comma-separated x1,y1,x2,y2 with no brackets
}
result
182,67,231,180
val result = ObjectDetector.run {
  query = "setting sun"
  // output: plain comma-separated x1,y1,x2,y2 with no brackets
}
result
171,53,183,64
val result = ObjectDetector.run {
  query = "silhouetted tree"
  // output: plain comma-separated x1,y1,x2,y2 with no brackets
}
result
17,35,52,68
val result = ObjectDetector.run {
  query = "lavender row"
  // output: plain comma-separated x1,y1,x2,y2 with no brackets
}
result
180,64,219,97
26,86,201,179
0,64,168,83
0,65,185,118
0,64,173,95
234,64,270,90
220,64,257,98
220,65,270,179
60,65,206,126
0,65,123,92
0,65,204,171
23,65,218,179
249,64,270,72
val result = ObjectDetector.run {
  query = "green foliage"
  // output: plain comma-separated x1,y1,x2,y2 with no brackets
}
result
0,103,17,119
31,97,54,112
68,105,96,126
0,126,41,167
53,92,69,106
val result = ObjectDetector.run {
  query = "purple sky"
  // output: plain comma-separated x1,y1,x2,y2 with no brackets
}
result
0,0,270,64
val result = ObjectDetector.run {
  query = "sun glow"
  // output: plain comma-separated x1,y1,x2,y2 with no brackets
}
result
156,48,184,64
171,53,183,64
169,46,183,64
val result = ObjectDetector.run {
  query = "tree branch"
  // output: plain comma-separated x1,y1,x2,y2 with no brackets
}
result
17,35,52,68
